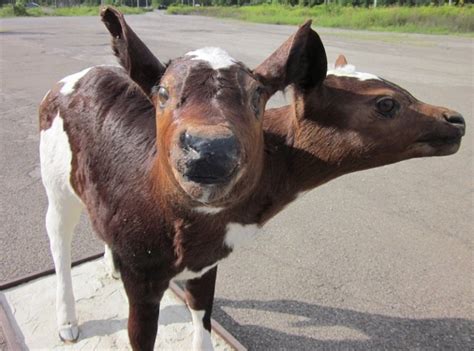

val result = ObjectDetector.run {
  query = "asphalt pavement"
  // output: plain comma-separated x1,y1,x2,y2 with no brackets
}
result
0,11,472,350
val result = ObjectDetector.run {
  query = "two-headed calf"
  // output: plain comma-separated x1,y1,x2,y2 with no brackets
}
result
40,7,465,351
39,7,319,350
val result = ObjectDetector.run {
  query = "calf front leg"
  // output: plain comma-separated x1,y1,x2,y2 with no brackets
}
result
185,266,218,351
120,267,168,351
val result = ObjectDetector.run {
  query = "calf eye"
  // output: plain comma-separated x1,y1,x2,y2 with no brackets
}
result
376,97,398,118
157,86,169,108
251,87,263,119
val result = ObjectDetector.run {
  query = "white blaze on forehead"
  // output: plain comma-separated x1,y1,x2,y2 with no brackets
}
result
59,67,92,95
185,47,237,70
327,64,380,81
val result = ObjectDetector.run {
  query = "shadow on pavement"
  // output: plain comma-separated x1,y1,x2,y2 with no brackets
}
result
214,298,473,350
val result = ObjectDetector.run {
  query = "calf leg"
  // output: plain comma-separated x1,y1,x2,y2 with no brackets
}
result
40,114,84,342
120,267,168,351
185,266,218,351
45,198,82,342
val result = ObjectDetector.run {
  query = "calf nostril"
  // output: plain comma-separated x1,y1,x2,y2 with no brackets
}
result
180,132,199,152
444,113,465,126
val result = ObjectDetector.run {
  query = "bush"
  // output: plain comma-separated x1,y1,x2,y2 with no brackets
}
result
12,0,28,16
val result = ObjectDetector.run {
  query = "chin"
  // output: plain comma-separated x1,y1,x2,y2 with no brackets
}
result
410,138,462,158
178,179,230,205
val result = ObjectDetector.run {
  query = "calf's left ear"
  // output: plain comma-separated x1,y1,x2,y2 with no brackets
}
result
101,6,165,97
254,20,327,95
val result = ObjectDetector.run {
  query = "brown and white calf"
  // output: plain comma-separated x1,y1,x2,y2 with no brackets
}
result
39,7,320,351
111,14,466,351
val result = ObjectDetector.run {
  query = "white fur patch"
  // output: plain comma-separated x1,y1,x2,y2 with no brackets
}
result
104,244,120,279
59,67,92,95
189,309,214,351
224,223,260,249
327,64,380,81
194,206,225,215
174,263,218,281
185,47,236,70
40,113,80,199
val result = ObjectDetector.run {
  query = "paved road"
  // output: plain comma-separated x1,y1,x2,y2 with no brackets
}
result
1,11,472,350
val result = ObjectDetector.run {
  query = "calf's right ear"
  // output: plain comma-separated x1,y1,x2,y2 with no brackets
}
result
254,21,327,95
100,6,166,97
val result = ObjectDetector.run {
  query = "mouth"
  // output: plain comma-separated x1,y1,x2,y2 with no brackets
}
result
182,162,239,185
416,135,462,147
183,174,232,185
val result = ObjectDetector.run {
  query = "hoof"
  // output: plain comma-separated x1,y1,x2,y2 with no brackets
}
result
111,270,121,280
59,325,79,343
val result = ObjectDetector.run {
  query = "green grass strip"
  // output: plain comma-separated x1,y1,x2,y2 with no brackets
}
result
167,4,474,35
0,5,148,18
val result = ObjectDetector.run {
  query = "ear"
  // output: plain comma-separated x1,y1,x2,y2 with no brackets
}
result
335,54,348,68
100,6,166,97
253,20,327,95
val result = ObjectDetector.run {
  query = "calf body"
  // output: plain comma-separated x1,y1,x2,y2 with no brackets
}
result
39,7,322,350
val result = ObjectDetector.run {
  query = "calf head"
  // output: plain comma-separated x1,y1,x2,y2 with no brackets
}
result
276,28,465,178
101,8,324,207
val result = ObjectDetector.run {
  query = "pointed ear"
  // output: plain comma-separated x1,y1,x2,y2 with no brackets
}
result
253,20,327,95
335,54,348,68
100,6,166,97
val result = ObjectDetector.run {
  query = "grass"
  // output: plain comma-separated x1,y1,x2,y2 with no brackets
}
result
167,4,474,35
0,5,148,18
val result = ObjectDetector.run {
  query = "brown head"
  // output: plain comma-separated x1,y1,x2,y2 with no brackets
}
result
275,36,466,186
100,8,321,208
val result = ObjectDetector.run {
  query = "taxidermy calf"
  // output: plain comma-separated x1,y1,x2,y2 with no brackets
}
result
39,6,324,351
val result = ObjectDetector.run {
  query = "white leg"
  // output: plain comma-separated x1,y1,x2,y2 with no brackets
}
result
104,244,120,279
45,198,82,342
40,113,83,342
190,309,214,351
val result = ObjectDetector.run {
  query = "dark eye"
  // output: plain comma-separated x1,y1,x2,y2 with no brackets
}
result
376,97,398,118
157,86,169,108
251,87,263,118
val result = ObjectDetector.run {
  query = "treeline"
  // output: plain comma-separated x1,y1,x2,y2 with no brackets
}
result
169,0,469,6
0,0,147,6
1,0,470,7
